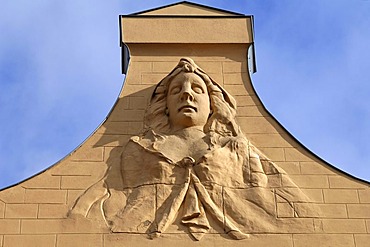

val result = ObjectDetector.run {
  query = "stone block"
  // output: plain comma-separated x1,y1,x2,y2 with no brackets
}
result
223,73,247,87
108,98,129,114
67,190,85,206
248,134,293,148
98,122,143,135
108,109,145,122
300,189,324,203
347,204,370,218
71,146,104,162
21,218,109,234
38,204,68,219
104,146,123,162
359,189,370,203
224,84,248,96
51,162,106,176
300,162,335,175
322,219,366,233
277,202,294,217
238,117,279,134
258,148,285,161
87,133,129,147
57,234,103,247
0,202,4,218
234,95,261,106
121,84,152,96
141,73,167,85
0,186,25,203
284,148,313,162
293,234,355,247
354,234,370,247
25,189,67,204
152,61,176,72
103,233,294,247
61,176,99,190
3,235,56,247
295,203,347,218
5,204,38,219
129,96,148,110
22,173,61,189
323,189,359,203
195,61,222,74
237,106,265,117
207,73,224,85
223,61,248,73
275,162,301,174
268,174,282,187
284,175,329,189
0,219,20,234
131,61,152,73
328,176,368,189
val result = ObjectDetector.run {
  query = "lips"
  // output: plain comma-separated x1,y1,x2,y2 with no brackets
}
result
178,105,197,112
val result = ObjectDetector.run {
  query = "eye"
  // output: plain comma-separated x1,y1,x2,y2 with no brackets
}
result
192,85,204,94
169,86,181,95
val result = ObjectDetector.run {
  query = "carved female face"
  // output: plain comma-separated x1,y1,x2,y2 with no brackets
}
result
166,72,210,131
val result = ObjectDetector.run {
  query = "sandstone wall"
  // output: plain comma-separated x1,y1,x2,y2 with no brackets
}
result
0,3,369,247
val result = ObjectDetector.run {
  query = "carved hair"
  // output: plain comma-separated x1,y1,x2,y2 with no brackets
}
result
145,58,241,137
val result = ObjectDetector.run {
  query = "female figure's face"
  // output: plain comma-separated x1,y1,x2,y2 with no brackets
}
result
166,72,210,132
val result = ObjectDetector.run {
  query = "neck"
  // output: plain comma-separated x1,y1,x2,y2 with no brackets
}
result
170,126,205,140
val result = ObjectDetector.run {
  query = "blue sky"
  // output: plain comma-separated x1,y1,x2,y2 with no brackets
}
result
0,0,369,189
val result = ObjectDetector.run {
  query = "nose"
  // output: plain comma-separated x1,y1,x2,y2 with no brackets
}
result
180,83,194,101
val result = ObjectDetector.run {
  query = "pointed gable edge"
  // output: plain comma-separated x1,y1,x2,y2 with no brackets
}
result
129,1,245,16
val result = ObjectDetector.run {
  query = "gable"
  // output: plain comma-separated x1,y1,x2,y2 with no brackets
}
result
133,1,243,16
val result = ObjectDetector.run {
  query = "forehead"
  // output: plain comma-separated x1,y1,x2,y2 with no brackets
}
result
169,72,206,88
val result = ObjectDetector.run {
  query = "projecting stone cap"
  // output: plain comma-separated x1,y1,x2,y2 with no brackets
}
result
120,1,254,44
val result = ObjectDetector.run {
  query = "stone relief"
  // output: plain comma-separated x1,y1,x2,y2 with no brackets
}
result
70,58,318,240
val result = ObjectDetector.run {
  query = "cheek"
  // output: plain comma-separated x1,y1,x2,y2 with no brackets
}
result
167,96,178,113
196,95,211,112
